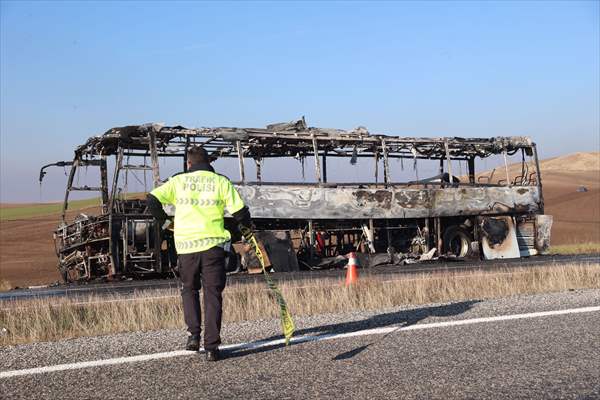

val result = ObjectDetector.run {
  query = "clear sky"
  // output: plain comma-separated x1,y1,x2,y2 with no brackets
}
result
1,0,598,202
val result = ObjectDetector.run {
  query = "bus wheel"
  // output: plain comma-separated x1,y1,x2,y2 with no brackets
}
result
443,226,473,257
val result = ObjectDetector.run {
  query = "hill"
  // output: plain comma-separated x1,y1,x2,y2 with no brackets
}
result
539,152,599,172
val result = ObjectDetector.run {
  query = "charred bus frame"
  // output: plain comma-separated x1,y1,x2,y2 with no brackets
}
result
40,119,552,282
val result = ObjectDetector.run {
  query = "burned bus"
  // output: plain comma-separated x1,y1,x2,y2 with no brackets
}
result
40,119,552,282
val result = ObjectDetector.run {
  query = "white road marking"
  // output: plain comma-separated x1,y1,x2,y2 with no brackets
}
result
1,305,598,379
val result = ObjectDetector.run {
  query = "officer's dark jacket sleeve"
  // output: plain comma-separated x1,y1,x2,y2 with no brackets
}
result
232,206,251,228
146,193,169,222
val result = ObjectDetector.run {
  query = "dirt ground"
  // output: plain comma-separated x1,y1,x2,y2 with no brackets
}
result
0,216,63,287
1,169,599,288
542,170,600,245
0,207,100,288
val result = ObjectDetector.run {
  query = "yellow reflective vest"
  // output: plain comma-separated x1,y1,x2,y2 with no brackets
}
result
150,170,246,254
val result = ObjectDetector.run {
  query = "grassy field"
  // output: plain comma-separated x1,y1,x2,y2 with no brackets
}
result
0,198,102,221
1,262,598,346
550,243,600,255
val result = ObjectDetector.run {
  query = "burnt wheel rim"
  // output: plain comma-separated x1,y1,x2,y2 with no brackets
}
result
448,232,470,257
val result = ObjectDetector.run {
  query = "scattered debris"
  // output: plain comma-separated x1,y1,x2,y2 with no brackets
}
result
419,248,437,261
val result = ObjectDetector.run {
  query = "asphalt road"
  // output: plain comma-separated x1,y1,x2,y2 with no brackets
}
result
2,290,599,399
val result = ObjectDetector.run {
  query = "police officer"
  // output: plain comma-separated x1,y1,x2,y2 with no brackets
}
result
146,146,251,361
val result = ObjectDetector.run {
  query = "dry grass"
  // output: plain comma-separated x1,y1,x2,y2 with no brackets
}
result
550,243,600,255
1,263,598,346
0,280,11,291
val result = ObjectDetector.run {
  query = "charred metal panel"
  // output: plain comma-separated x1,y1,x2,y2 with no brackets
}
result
480,216,521,259
517,219,537,256
535,215,553,254
235,185,541,220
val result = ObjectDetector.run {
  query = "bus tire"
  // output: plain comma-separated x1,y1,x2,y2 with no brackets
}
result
443,226,473,258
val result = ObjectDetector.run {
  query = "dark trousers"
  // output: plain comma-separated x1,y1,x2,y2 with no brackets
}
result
178,246,226,350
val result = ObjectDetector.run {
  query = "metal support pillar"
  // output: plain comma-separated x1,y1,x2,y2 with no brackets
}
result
436,217,442,255
236,140,245,182
183,137,190,172
322,150,328,183
61,157,79,222
255,158,262,183
424,218,430,252
148,129,160,188
308,220,315,259
468,156,475,185
381,139,390,187
100,157,109,213
444,140,453,184
385,220,393,253
439,158,444,188
109,148,124,212
532,143,544,213
374,152,379,183
312,136,322,184
503,150,511,187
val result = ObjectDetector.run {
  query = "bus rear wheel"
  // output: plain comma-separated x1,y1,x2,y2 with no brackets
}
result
443,226,473,258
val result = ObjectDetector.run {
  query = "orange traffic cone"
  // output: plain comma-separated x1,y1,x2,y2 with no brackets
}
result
345,252,359,286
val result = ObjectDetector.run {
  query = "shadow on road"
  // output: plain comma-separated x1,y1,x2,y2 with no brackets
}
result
224,300,480,360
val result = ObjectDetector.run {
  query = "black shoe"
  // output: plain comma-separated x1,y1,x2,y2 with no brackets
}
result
186,334,200,351
205,348,220,362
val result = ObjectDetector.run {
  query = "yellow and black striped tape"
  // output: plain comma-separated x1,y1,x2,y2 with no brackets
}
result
243,227,295,345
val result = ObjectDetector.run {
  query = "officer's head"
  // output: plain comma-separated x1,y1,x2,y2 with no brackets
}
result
187,146,209,168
